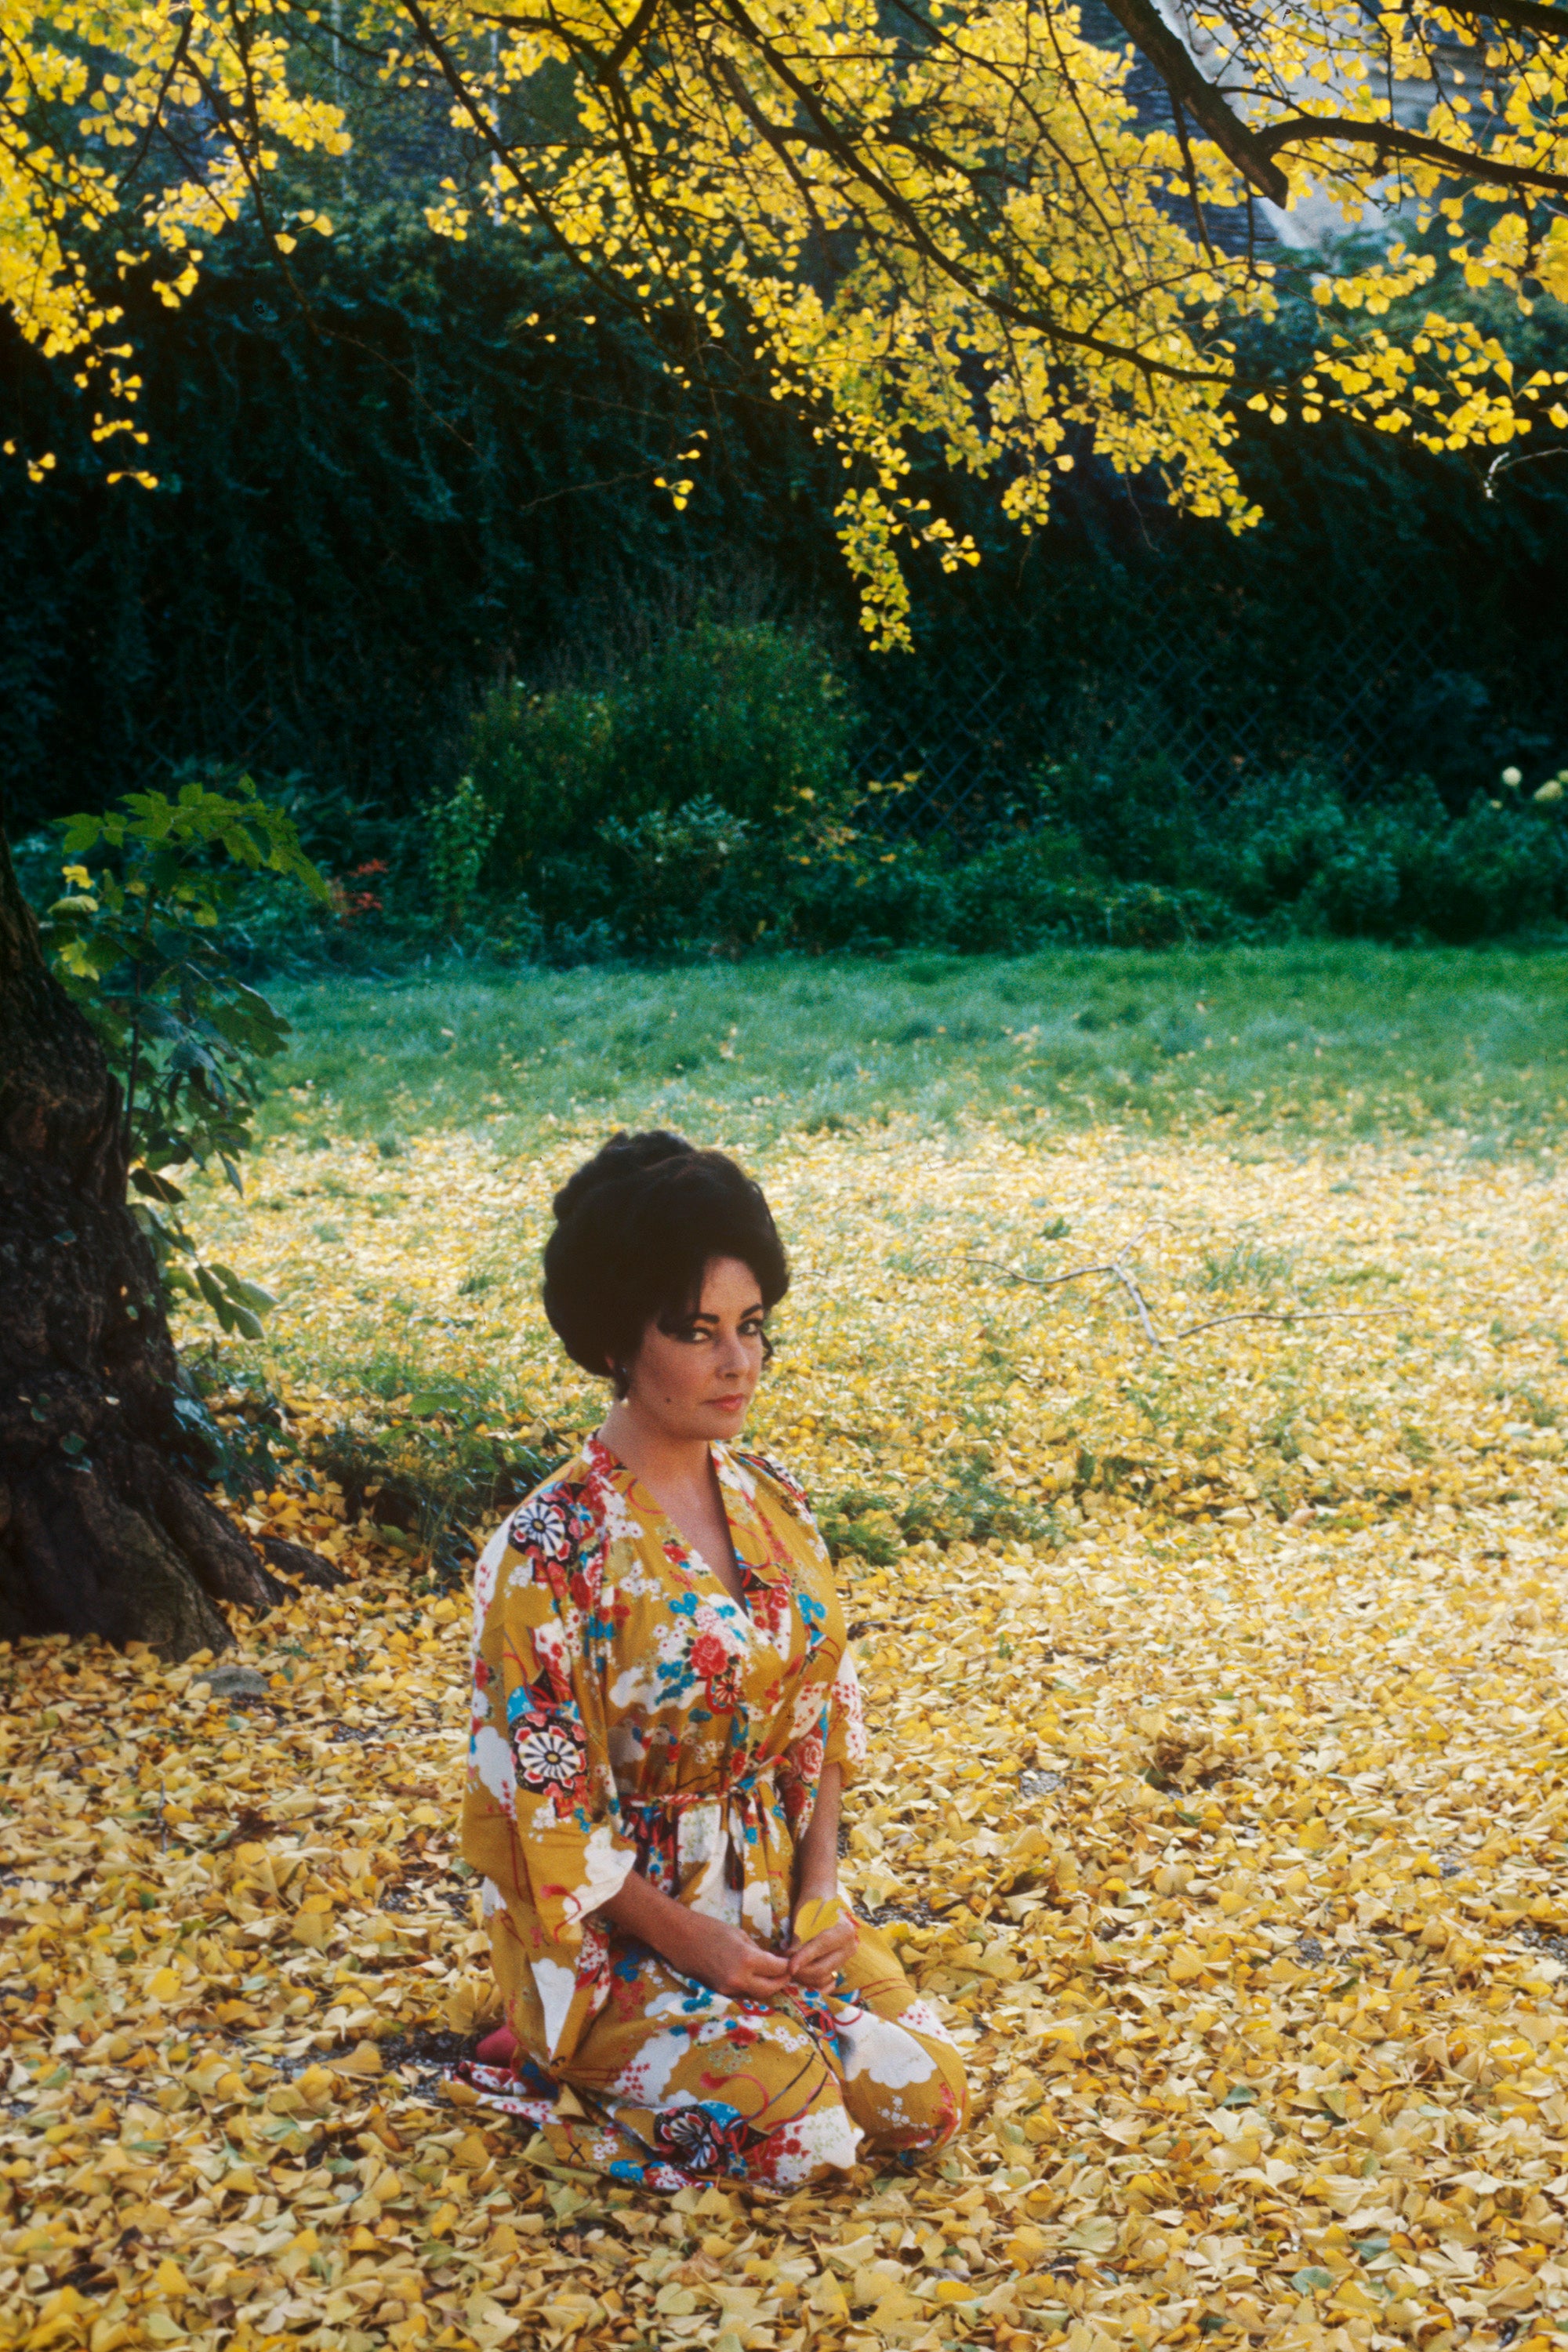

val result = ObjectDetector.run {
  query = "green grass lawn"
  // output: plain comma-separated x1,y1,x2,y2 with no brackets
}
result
261,940,1568,1156
213,936,1568,1570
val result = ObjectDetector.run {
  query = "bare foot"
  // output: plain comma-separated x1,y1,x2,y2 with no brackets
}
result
474,2024,520,2070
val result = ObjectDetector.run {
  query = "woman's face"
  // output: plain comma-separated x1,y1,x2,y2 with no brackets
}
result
622,1255,768,1441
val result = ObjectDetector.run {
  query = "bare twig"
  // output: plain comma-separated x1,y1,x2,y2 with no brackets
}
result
963,1254,1116,1294
961,1254,1405,1351
1483,445,1568,500
1174,1308,1404,1339
1109,1259,1163,1348
965,1244,1166,1345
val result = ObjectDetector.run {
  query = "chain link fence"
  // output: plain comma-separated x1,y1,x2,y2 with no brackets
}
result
846,552,1529,844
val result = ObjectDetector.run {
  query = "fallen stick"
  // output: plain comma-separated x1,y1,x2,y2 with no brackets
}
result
962,1255,1116,1293
964,1249,1166,1345
1109,1259,1163,1349
1173,1307,1404,1340
961,1258,1405,1351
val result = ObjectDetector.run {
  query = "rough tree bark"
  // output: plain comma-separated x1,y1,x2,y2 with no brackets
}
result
0,804,333,1658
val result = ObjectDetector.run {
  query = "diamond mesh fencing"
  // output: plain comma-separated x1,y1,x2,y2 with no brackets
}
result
846,551,1505,844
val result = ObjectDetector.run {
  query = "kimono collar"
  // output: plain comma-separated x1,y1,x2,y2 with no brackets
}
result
583,1431,788,1588
713,1443,789,1587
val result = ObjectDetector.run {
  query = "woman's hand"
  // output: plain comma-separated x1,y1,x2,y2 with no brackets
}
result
786,1762,855,1989
789,1896,858,1991
601,1870,790,2002
681,1916,794,2002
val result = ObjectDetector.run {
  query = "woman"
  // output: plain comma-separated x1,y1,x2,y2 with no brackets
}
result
460,1129,968,2191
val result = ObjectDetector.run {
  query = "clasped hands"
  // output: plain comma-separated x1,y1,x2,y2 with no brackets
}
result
694,1894,857,2002
600,1828,856,2005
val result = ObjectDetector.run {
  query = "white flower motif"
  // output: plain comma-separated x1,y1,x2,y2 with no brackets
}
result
612,2033,689,2105
895,1996,959,2049
470,1529,508,1662
771,2100,860,2182
789,1686,826,1740
652,1619,692,1665
471,1724,515,1808
511,1493,574,1561
515,1722,582,1791
609,1661,666,1712
839,2010,941,2088
561,1824,637,1925
532,1957,576,2057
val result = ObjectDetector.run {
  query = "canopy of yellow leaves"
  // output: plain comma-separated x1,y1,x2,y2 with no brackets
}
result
5,0,1568,621
2,1112,1566,2352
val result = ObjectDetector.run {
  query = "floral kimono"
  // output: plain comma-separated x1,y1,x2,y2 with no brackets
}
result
459,1432,967,2190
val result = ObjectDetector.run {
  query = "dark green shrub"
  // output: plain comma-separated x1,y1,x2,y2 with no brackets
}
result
770,826,1239,956
1219,773,1568,941
1034,751,1210,888
1412,794,1568,940
938,828,1083,953
465,685,621,874
616,619,858,840
940,832,1233,952
466,618,859,898
426,774,504,935
599,794,755,947
783,844,957,951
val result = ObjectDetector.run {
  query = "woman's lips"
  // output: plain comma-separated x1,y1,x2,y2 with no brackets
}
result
713,1393,748,1412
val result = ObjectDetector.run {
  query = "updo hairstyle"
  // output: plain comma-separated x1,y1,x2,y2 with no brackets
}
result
542,1129,789,1385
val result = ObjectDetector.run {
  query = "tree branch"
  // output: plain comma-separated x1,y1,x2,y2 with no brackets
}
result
713,53,835,247
112,5,194,198
964,1254,1120,1293
1426,0,1568,41
1171,90,1218,262
391,0,646,317
601,0,662,81
963,1254,1406,1352
1254,111,1568,194
710,0,1230,385
1094,0,1290,202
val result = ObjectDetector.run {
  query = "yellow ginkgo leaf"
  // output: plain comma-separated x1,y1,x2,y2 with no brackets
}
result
331,2039,384,2078
793,1894,845,1944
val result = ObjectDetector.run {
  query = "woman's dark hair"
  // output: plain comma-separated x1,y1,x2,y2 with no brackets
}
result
542,1130,789,1384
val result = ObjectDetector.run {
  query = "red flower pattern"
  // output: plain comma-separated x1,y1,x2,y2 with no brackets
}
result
689,1631,729,1681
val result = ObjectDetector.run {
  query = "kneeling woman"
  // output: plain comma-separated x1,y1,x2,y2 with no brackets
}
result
460,1130,968,2190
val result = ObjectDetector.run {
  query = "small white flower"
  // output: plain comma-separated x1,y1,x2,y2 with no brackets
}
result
1501,766,1523,788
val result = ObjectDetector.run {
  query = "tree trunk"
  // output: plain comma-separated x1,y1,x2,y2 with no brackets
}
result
0,804,310,1657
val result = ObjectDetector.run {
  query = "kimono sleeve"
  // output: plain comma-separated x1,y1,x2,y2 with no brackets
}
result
779,1621,869,1842
461,1482,638,2060
822,1640,869,1786
754,1450,869,1791
746,1449,872,1828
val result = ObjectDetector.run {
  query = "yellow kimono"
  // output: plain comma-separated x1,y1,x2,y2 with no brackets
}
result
460,1433,967,2189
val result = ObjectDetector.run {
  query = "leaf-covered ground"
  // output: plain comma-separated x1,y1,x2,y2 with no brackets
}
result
5,1108,1568,2352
